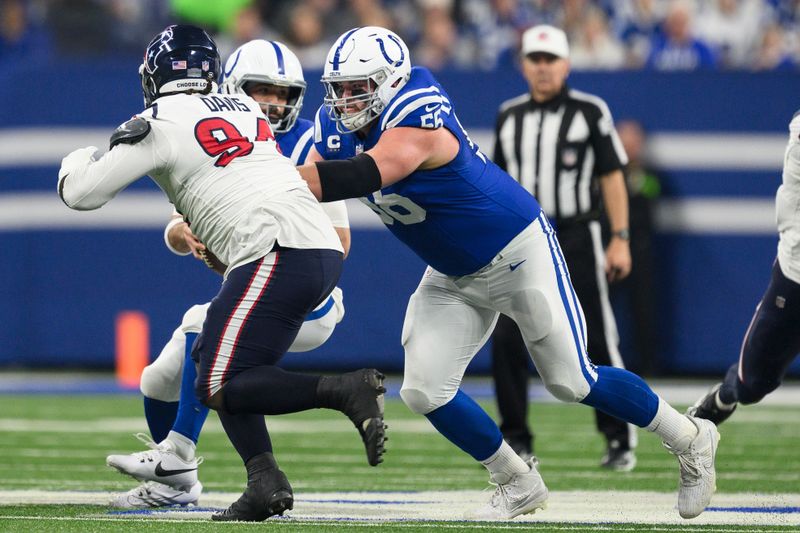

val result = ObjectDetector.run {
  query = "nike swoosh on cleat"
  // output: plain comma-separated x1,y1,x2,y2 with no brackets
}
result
509,260,527,271
154,461,197,477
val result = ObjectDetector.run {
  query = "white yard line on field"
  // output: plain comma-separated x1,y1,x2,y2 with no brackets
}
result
0,490,798,527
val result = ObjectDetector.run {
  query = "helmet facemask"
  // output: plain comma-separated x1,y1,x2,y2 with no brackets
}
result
323,68,390,133
240,78,306,133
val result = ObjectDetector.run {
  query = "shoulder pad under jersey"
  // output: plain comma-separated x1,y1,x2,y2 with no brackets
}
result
109,117,152,149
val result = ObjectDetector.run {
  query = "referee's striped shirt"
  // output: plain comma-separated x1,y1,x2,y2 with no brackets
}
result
493,85,628,224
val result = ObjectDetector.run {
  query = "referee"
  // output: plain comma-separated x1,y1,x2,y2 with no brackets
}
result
490,25,637,471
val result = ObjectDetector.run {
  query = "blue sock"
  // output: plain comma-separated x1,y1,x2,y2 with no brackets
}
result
171,333,209,444
143,397,178,443
424,390,503,461
581,366,660,427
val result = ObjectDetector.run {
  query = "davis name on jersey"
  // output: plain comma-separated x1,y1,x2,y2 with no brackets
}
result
314,66,542,276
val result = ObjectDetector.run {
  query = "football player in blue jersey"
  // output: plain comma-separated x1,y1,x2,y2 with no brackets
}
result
298,26,720,520
688,112,800,426
106,39,354,509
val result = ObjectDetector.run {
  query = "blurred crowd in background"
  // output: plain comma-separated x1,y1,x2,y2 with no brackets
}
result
2,0,800,72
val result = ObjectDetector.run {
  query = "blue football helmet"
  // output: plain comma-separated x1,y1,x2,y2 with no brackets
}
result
140,25,221,107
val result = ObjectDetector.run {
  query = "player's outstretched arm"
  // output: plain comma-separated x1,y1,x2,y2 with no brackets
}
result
297,127,456,202
365,127,456,185
58,129,156,210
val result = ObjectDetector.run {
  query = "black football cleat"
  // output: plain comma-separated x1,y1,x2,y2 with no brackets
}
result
687,383,737,426
318,369,387,466
212,452,293,522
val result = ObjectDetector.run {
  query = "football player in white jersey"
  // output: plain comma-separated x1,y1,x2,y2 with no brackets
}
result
58,25,385,522
105,39,350,509
298,26,719,520
689,111,800,424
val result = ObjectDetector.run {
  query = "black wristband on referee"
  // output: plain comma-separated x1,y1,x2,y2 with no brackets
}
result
316,153,382,202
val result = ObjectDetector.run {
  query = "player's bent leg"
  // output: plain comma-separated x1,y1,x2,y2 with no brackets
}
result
139,303,209,442
517,218,718,517
109,305,211,491
400,271,545,518
729,261,800,405
693,261,800,425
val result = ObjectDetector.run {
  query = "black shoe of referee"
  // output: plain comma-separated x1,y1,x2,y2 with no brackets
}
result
317,369,387,466
212,452,293,522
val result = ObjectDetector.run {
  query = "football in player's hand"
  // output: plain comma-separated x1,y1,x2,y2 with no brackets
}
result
198,249,227,275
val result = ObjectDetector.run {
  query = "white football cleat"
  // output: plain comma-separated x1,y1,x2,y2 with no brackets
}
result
467,457,549,520
110,481,202,508
664,416,720,519
106,433,202,491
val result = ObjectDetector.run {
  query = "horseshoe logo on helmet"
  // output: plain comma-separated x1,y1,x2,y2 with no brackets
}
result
375,34,405,67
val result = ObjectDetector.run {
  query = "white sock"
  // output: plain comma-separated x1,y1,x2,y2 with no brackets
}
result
480,440,530,484
162,431,197,462
715,390,737,410
646,398,698,451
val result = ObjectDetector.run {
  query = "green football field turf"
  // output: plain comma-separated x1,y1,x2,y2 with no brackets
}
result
0,389,798,532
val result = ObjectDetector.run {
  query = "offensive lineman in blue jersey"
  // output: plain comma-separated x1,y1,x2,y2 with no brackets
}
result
106,40,352,509
299,26,720,520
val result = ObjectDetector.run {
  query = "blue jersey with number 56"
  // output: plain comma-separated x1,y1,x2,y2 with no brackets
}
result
314,67,541,276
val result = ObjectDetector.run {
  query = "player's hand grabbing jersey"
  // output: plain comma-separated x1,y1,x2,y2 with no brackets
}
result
59,93,341,271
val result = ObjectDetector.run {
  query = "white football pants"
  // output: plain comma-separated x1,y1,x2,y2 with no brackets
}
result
141,287,345,401
400,216,596,414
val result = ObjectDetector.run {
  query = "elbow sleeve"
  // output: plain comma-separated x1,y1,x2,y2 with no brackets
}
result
315,153,382,202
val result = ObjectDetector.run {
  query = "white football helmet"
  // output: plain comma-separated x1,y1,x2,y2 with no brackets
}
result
219,40,306,133
322,26,411,133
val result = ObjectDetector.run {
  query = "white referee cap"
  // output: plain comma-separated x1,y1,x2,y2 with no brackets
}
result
521,25,569,59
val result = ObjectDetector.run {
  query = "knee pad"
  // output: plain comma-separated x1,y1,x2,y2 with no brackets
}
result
400,387,435,415
140,363,180,402
289,288,344,353
180,303,210,335
139,324,187,402
544,380,588,403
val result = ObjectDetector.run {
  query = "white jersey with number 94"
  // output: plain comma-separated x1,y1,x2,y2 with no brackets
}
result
59,92,342,271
